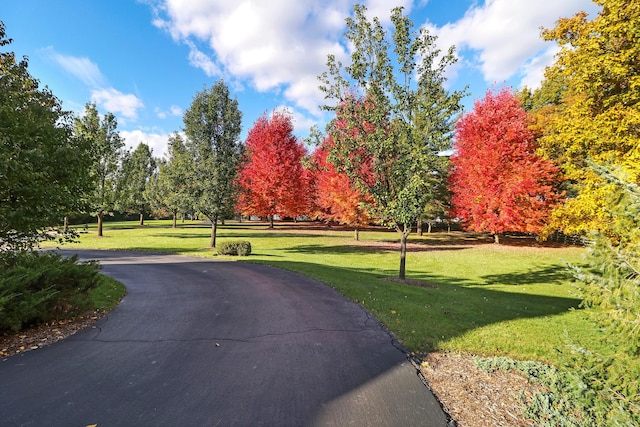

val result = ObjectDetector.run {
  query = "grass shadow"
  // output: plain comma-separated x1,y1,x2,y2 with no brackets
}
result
480,264,580,287
285,243,469,255
149,232,335,240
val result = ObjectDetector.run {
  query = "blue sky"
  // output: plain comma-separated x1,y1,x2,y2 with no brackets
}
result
4,0,598,158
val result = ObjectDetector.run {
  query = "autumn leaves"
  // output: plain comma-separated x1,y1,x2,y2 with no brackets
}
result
449,89,563,244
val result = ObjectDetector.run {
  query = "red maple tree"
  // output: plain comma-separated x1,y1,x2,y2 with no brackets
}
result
311,139,374,240
449,88,563,243
237,110,312,227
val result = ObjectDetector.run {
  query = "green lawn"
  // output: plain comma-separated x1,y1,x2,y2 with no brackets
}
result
53,219,596,365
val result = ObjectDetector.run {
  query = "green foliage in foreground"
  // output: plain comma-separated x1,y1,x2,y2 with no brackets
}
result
1,23,93,251
0,252,102,332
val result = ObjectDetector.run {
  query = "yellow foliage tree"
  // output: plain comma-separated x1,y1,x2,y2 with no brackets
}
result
534,0,640,236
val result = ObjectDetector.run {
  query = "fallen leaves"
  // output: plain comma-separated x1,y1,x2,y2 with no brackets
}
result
0,310,106,359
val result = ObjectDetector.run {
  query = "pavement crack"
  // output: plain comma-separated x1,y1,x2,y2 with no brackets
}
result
244,326,367,341
72,326,368,345
360,306,405,355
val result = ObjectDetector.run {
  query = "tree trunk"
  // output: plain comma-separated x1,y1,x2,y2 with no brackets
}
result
269,215,274,229
97,211,104,237
63,216,69,233
172,210,177,228
139,212,144,226
417,218,423,236
210,215,218,248
398,224,411,280
354,227,360,241
428,221,432,233
494,233,500,244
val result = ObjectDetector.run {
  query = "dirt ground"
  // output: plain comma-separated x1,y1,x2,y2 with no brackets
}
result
418,352,544,426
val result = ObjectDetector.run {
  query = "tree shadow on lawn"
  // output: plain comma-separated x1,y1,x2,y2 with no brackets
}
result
411,232,581,249
244,259,582,352
286,243,469,255
480,264,583,287
149,232,334,240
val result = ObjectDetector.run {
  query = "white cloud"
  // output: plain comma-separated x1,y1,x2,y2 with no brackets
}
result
427,0,599,88
519,45,560,90
185,40,222,77
150,0,599,119
273,105,320,137
91,88,144,122
120,129,173,159
155,105,183,119
43,47,107,87
155,107,167,119
170,105,183,116
364,0,413,23
42,47,147,122
150,0,362,116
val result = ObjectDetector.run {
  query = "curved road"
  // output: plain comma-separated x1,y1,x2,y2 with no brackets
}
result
0,250,448,426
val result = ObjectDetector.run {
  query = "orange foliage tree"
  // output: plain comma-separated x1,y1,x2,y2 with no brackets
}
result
311,138,374,240
236,110,312,227
449,88,563,243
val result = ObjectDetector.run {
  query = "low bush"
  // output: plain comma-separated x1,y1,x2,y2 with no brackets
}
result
0,251,102,332
475,351,639,426
217,241,252,256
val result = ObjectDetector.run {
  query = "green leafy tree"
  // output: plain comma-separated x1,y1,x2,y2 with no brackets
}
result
183,80,243,247
74,103,124,237
319,5,465,279
145,133,195,228
0,22,93,250
117,143,156,225
417,186,451,235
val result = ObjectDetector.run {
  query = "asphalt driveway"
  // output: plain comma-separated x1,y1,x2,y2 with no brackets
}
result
0,250,448,426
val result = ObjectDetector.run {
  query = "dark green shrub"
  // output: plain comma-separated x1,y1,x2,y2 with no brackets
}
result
0,251,102,332
217,241,252,256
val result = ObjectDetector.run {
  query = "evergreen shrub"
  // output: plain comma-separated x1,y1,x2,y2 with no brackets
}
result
0,251,101,332
217,241,252,256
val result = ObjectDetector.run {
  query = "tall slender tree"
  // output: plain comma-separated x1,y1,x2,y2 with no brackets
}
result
319,5,465,279
146,133,195,228
73,103,124,237
237,110,310,228
449,88,563,243
117,142,156,225
183,80,242,247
